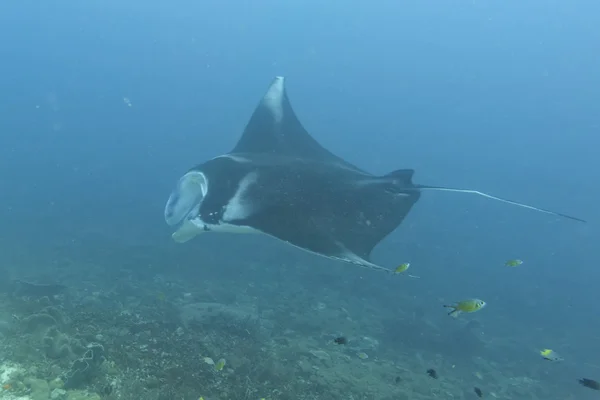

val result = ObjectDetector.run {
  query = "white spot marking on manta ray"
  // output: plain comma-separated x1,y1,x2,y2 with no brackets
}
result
262,76,285,124
222,171,259,222
213,154,251,163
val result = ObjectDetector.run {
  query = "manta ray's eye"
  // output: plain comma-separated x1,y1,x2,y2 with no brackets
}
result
164,171,208,226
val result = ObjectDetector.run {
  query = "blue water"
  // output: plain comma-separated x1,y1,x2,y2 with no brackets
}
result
1,1,599,398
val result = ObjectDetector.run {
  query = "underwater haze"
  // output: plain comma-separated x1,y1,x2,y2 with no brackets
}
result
1,1,599,399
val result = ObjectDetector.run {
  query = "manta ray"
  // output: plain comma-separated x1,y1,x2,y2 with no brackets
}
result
164,76,584,273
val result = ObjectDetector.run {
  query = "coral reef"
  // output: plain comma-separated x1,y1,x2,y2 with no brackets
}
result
62,343,105,389
0,255,579,400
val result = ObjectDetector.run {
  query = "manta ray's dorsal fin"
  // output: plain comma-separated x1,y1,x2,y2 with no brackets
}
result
231,77,359,169
414,184,586,223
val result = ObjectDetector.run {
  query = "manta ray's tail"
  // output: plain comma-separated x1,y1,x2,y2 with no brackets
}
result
412,184,586,223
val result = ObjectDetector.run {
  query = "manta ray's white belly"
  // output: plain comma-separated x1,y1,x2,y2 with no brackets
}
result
171,218,260,243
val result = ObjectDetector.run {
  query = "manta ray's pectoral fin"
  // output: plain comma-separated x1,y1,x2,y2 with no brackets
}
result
231,76,364,172
412,184,586,223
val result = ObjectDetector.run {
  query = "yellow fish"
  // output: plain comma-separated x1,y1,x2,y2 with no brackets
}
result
394,263,410,273
505,259,523,267
540,349,563,361
444,299,486,318
357,352,369,359
393,262,420,278
215,358,226,371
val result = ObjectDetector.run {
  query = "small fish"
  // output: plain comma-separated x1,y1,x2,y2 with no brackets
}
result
505,259,523,267
426,368,438,379
474,387,483,398
203,357,215,365
474,371,483,380
578,378,600,390
357,352,369,359
157,292,166,302
394,376,402,384
443,299,486,318
540,349,563,361
394,262,420,278
394,263,410,273
333,336,347,345
215,358,226,371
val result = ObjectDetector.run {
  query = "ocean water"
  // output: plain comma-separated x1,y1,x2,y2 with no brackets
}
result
0,1,598,399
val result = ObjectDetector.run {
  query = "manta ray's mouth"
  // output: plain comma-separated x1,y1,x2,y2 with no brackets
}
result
164,170,208,226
